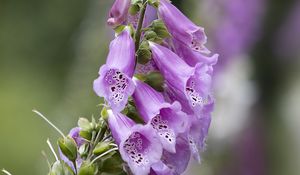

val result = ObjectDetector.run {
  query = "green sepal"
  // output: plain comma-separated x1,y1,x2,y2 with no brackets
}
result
137,41,152,64
58,137,78,162
114,25,126,35
148,0,160,8
101,107,109,121
49,161,75,175
78,143,89,158
145,71,165,92
98,153,126,175
78,118,92,131
129,4,140,15
78,162,97,175
79,130,92,141
151,20,171,38
93,142,111,155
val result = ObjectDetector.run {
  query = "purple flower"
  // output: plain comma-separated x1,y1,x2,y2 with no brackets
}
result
160,135,191,174
107,110,163,175
150,161,173,175
158,0,210,54
59,127,85,172
107,0,131,27
149,42,214,117
188,114,211,162
93,28,135,112
132,78,189,153
173,38,219,66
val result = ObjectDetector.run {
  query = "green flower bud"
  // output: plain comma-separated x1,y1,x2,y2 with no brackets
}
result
93,142,111,155
79,130,92,140
78,143,89,158
145,71,165,92
49,161,75,175
137,41,152,64
58,137,78,162
78,162,97,175
78,118,91,131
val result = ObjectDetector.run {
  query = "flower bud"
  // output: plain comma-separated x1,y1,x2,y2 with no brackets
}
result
93,142,111,155
49,161,74,175
78,162,97,175
107,0,131,27
58,137,78,162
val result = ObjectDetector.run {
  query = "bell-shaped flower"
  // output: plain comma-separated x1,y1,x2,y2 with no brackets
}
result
160,135,191,174
107,0,131,27
93,28,135,112
132,78,189,153
149,42,214,117
107,110,163,175
158,0,210,54
187,114,211,162
173,38,219,66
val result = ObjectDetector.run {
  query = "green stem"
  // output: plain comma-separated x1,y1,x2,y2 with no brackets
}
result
134,0,148,67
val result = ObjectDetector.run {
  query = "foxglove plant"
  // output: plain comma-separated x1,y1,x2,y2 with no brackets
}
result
25,0,218,175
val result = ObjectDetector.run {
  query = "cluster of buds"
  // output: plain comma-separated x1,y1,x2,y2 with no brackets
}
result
93,0,218,174
43,0,218,175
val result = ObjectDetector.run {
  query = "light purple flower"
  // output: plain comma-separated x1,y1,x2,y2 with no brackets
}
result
188,114,211,162
107,0,131,27
93,28,135,112
150,161,173,175
149,42,214,117
132,78,189,153
160,135,191,174
158,0,210,54
59,127,85,172
107,110,163,175
173,38,219,66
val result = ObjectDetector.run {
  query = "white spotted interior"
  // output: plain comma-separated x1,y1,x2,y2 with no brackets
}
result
123,132,150,166
105,69,129,104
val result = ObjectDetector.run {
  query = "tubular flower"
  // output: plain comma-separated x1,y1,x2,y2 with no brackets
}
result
149,42,214,117
173,38,219,66
107,110,163,175
93,28,135,112
107,0,131,27
132,78,189,153
158,0,210,54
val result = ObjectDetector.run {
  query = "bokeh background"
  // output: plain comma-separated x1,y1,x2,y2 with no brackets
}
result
0,0,299,174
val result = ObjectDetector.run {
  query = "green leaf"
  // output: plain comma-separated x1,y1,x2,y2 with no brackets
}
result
93,142,111,155
58,137,78,162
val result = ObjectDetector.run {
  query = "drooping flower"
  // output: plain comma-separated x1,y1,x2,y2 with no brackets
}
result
132,78,189,153
107,110,163,175
93,28,135,112
158,0,210,54
149,42,214,117
173,38,219,67
107,0,131,27
160,135,191,174
59,127,85,172
187,114,211,162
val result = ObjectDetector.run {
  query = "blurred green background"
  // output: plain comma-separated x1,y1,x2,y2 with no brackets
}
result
0,0,300,174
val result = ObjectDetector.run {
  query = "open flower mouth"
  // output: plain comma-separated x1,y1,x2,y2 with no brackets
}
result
105,68,129,104
124,132,151,166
